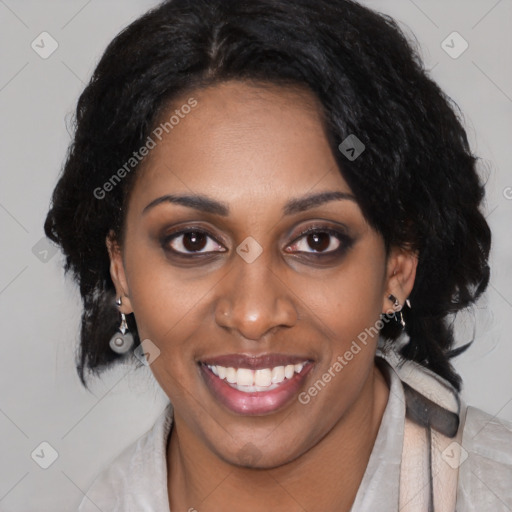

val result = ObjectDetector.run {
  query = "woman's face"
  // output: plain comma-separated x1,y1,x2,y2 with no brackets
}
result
108,80,415,467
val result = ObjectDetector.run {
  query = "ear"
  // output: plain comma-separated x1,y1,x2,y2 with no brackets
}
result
106,230,133,314
381,246,418,315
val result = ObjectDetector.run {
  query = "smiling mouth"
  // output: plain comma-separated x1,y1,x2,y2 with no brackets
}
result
204,361,307,392
199,354,314,415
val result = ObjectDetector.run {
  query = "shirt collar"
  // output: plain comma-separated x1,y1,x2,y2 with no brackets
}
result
80,336,461,512
350,336,462,511
349,356,405,511
377,335,461,437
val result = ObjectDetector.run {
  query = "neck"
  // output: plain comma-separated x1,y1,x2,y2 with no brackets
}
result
167,362,389,512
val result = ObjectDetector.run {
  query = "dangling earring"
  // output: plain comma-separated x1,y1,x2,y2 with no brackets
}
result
387,294,407,329
109,296,134,354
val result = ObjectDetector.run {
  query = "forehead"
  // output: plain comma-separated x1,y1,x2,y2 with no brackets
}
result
129,81,352,210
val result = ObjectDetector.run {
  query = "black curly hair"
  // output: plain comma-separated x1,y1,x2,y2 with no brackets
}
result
44,0,491,391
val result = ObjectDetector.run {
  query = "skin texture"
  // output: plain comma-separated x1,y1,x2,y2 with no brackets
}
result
107,81,418,512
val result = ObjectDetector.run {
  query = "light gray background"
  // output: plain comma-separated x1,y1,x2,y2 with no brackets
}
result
0,1,511,510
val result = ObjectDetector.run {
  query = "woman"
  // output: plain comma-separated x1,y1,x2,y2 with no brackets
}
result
44,0,512,510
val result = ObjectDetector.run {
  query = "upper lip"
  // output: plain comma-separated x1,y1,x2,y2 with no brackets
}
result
200,353,313,370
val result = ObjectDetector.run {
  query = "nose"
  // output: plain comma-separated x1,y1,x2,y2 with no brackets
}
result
214,254,298,341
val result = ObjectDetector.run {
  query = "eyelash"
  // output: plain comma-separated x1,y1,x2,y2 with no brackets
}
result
160,224,354,260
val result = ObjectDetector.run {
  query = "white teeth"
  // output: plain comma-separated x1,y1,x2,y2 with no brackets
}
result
232,383,280,392
254,368,272,387
226,367,237,384
284,364,295,379
271,366,285,383
206,361,308,391
237,368,254,386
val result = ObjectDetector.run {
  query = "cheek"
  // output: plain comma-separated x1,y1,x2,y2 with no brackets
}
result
122,239,210,362
306,243,386,345
297,240,386,404
292,267,384,433
125,261,209,398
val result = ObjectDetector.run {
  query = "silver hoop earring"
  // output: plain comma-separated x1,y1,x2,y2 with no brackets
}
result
387,294,406,329
109,297,134,354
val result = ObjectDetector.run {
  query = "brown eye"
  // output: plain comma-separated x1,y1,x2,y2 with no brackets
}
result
162,229,225,255
182,231,207,252
306,232,331,252
287,228,344,254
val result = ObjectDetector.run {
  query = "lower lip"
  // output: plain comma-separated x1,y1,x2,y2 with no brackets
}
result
200,363,313,415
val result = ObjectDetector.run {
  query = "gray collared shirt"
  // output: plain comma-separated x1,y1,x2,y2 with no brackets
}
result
78,350,512,511
349,357,404,511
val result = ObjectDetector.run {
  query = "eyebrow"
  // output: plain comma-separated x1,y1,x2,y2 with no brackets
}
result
142,190,356,217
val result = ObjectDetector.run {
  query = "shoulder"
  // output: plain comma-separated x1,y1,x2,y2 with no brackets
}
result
375,341,512,509
77,403,174,512
460,404,512,469
462,405,512,461
457,404,512,510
